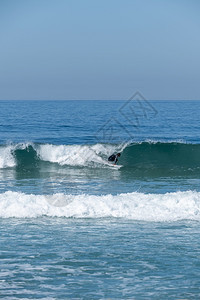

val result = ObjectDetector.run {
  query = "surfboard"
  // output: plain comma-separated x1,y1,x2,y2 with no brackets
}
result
106,162,122,169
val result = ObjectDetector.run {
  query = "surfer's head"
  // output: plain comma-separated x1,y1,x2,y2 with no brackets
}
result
117,153,121,157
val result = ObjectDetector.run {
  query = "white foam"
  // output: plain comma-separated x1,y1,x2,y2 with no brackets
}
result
1,190,200,221
0,142,127,169
37,143,126,167
0,146,16,168
0,142,36,169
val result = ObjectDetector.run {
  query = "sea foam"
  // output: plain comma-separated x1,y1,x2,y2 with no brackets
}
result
37,143,126,167
0,190,200,221
0,142,126,169
0,146,16,169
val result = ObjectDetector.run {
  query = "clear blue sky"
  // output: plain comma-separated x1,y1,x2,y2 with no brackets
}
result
0,0,200,100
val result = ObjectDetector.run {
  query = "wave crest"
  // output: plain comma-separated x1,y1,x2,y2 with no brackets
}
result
1,142,200,176
1,190,200,221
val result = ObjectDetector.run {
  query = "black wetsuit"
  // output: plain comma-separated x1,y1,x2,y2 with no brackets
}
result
108,154,118,164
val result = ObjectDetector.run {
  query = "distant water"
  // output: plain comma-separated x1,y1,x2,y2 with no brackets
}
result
1,100,200,299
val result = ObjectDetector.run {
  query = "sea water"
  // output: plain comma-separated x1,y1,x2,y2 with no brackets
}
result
1,100,200,299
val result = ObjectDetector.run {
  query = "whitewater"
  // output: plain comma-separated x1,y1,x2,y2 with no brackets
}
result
1,141,200,173
0,142,125,168
1,190,200,221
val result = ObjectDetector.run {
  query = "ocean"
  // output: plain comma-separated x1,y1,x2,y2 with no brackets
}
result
1,99,200,299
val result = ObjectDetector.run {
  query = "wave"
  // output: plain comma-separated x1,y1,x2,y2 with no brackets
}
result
1,141,200,176
1,190,200,221
0,145,16,168
0,142,126,169
120,141,200,176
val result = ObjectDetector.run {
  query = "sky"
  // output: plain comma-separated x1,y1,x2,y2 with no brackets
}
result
0,0,200,100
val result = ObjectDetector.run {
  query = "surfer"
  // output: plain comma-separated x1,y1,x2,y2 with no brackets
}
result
108,153,121,165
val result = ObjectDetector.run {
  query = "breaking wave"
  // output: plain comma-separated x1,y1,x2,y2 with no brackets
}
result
0,190,200,221
1,141,200,176
0,142,125,169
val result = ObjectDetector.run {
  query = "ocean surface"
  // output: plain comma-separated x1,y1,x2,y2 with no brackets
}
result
1,99,200,299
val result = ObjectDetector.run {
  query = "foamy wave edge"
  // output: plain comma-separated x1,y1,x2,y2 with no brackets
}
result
0,190,200,221
0,142,127,168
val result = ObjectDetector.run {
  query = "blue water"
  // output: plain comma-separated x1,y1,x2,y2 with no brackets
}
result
1,100,200,299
